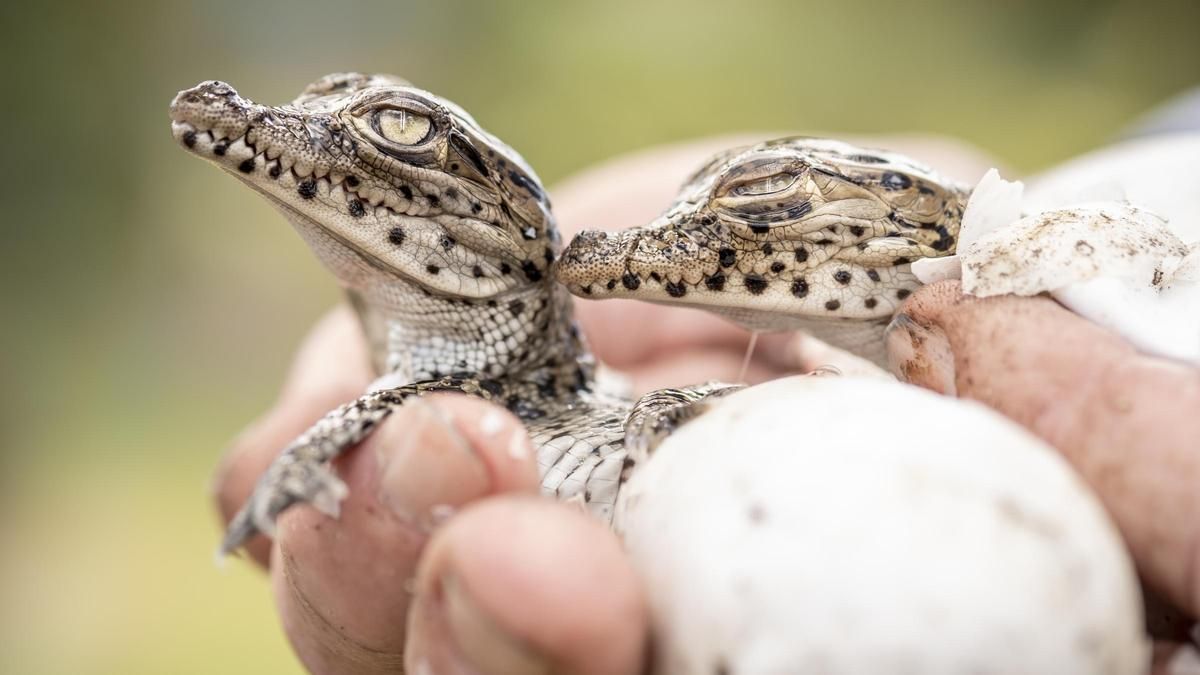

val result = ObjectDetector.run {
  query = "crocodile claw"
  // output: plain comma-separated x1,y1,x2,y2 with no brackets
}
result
218,454,349,557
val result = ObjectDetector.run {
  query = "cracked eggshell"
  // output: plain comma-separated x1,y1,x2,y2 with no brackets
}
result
616,376,1147,675
960,202,1186,298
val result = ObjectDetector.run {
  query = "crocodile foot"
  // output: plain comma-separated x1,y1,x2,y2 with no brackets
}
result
220,451,351,556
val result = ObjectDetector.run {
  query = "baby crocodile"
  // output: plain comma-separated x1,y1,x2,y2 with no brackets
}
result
555,138,971,365
170,73,735,553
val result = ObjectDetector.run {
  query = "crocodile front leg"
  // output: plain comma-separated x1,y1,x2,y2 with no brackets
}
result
529,400,631,522
224,379,754,553
526,384,743,523
623,382,744,462
221,377,496,555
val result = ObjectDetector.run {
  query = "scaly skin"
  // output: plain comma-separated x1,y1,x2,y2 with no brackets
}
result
555,137,971,365
170,73,739,553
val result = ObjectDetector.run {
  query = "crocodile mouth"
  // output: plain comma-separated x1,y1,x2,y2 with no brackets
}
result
170,117,393,261
555,223,903,323
169,80,420,281
168,81,365,207
170,116,438,287
169,117,360,211
168,82,364,206
170,113,529,299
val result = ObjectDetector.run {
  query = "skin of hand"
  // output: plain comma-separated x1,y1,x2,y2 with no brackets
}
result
211,135,1035,675
891,280,1200,671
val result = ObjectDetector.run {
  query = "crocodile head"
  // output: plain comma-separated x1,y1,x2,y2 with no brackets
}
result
555,137,969,333
171,73,557,296
170,74,574,378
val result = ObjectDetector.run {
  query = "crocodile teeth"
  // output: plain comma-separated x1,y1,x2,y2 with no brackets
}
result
292,157,314,178
315,177,331,198
366,186,386,206
225,138,255,162
681,267,705,285
382,192,405,211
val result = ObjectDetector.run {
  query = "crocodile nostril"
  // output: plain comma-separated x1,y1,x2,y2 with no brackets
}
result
171,81,245,112
576,230,610,246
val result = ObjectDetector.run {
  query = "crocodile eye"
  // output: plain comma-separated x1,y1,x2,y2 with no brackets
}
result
731,172,798,197
375,109,432,145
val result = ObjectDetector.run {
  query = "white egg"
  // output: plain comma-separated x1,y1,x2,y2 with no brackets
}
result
616,376,1147,675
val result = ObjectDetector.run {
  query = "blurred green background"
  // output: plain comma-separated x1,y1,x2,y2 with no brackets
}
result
0,0,1196,672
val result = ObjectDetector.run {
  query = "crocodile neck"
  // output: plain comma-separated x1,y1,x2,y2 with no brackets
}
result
356,278,592,384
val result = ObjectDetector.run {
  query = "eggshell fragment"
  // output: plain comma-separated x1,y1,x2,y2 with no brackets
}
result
960,202,1186,298
957,201,1199,363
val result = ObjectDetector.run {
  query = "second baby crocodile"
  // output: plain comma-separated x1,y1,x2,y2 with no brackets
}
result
555,137,970,366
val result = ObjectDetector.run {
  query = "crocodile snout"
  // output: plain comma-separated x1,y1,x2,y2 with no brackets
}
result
559,229,618,262
170,81,252,119
555,228,645,283
169,80,261,149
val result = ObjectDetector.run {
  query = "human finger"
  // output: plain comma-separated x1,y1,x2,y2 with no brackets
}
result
405,496,648,675
271,395,539,674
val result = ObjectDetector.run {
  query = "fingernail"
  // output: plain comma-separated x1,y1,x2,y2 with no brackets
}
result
480,408,532,461
479,408,508,436
375,400,491,529
885,313,957,395
441,573,553,675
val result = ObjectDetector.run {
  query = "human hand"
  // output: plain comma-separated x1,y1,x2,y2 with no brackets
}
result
891,280,1200,671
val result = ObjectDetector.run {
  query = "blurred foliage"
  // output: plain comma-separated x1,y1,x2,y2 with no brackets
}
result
0,0,1196,672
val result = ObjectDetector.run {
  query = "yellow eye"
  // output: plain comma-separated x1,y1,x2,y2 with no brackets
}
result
732,172,798,196
375,109,432,145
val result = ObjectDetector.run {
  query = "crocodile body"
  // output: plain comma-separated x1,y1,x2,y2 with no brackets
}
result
555,138,971,365
170,73,738,553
